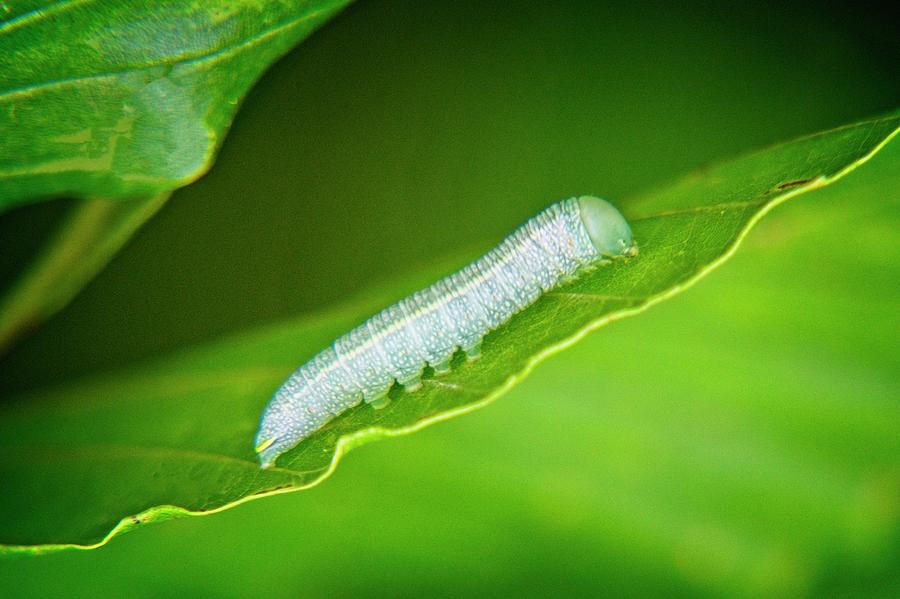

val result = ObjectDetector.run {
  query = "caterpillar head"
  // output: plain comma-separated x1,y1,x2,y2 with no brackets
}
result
577,196,637,259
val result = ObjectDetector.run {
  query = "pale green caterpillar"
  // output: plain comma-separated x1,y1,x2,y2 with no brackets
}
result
255,197,636,468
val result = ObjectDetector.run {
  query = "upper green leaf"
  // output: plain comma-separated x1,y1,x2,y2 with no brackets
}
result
0,0,352,211
0,111,897,554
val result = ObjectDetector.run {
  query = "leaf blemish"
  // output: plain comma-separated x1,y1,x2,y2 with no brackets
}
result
253,484,293,497
776,178,812,190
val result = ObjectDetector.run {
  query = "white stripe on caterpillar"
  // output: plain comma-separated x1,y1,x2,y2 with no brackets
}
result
254,196,637,468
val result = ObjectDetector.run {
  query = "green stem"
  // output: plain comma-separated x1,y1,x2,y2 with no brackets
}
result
0,193,169,354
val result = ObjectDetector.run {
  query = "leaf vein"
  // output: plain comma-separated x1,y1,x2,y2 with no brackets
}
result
0,3,337,103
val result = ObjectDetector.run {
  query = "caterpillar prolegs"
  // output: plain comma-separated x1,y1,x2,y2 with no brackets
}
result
255,197,637,468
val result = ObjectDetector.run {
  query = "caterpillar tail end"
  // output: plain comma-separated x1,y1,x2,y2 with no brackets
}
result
255,437,278,469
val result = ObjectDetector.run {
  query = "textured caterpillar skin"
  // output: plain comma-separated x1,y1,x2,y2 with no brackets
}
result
255,197,636,468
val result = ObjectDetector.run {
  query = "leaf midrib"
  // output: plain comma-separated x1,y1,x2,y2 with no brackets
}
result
0,442,315,476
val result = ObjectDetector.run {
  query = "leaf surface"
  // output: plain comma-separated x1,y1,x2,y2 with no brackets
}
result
0,0,352,210
0,112,897,553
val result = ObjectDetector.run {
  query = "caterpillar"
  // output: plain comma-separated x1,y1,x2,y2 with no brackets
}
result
255,196,637,468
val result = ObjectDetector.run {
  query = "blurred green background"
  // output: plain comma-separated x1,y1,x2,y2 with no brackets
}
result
0,0,897,596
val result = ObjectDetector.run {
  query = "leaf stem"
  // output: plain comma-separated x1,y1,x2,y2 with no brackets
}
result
0,193,169,354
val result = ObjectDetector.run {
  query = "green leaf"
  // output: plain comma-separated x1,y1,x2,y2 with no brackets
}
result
0,194,168,353
0,112,897,554
0,0,352,212
1,171,896,594
0,0,352,352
